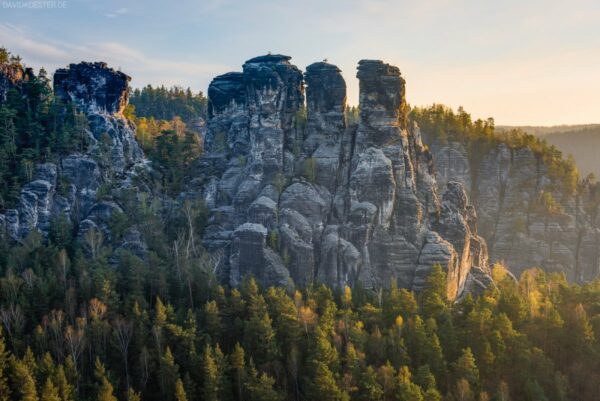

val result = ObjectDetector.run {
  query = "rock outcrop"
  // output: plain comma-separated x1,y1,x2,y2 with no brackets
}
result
0,62,146,255
425,134,600,282
0,62,34,105
198,55,490,299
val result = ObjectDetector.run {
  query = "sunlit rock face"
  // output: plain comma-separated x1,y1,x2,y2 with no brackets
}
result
426,133,600,283
0,62,34,105
199,54,490,299
0,62,147,257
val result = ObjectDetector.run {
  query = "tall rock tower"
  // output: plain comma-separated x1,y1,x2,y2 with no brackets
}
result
199,55,491,299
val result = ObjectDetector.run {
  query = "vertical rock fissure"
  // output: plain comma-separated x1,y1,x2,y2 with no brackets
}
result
197,55,491,298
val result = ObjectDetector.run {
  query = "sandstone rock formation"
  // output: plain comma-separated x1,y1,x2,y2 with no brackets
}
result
0,61,34,105
426,134,600,282
198,55,490,299
0,62,147,254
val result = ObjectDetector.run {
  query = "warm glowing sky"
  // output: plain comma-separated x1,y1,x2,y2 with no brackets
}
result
1,0,599,125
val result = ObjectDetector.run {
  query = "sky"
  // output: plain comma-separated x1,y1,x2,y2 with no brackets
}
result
1,0,599,125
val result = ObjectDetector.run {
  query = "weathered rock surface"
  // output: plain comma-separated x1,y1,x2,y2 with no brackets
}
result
0,62,147,256
425,134,600,282
197,55,490,299
0,62,34,105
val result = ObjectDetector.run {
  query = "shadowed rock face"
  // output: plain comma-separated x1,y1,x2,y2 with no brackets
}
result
0,62,147,258
198,55,490,299
207,72,245,118
54,62,130,114
427,136,600,282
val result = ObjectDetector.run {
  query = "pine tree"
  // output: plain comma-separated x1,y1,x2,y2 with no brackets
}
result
244,360,282,401
127,388,141,401
310,362,346,401
53,366,74,401
10,356,38,401
40,378,60,401
243,311,278,367
0,332,10,401
175,378,188,401
230,343,245,401
395,366,423,401
94,358,117,401
454,348,479,391
419,264,448,318
355,366,383,401
203,301,223,343
161,347,179,401
202,344,219,401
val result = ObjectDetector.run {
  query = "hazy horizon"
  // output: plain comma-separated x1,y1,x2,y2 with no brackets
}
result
1,0,599,125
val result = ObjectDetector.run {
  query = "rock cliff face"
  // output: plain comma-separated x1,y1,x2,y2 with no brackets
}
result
199,55,490,298
0,62,146,253
426,136,600,281
0,62,34,105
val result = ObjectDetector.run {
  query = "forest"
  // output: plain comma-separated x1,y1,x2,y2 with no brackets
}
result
2,49,600,401
409,105,580,195
1,228,600,401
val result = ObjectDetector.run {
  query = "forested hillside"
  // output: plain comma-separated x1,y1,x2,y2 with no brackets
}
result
2,48,600,401
497,125,600,178
2,226,600,401
129,86,207,124
411,105,600,282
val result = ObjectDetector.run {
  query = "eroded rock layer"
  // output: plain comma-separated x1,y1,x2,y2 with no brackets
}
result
199,55,490,299
0,62,147,255
428,137,600,281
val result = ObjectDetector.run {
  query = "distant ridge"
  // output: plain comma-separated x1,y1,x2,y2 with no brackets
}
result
498,124,600,177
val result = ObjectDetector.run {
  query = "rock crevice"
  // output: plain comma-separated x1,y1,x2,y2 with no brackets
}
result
199,55,490,298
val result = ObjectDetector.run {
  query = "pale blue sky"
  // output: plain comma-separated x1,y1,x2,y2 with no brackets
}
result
1,0,599,125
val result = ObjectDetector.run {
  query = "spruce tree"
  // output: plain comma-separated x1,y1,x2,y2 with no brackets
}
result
175,378,188,401
202,344,219,401
94,359,117,401
10,356,38,401
40,378,60,401
0,333,10,401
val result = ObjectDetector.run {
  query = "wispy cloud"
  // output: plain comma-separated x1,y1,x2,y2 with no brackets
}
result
0,23,232,91
0,23,69,63
104,7,128,18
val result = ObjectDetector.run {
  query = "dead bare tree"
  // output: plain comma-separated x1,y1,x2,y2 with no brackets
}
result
44,309,65,361
64,317,86,381
84,227,104,260
57,249,70,294
182,200,199,258
0,303,24,341
113,316,134,391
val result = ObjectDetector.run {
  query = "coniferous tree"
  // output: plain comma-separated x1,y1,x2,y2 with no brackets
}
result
0,333,10,401
40,378,60,401
174,378,187,401
10,356,38,401
94,359,116,401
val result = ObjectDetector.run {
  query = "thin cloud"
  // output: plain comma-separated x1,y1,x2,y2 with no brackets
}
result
0,23,69,63
0,25,231,91
105,7,129,18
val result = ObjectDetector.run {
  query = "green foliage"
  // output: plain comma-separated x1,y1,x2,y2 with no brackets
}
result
410,104,580,195
7,47,600,401
2,242,597,401
267,230,279,250
0,52,89,208
293,106,307,130
345,105,359,126
303,157,317,183
129,85,207,123
147,126,202,195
